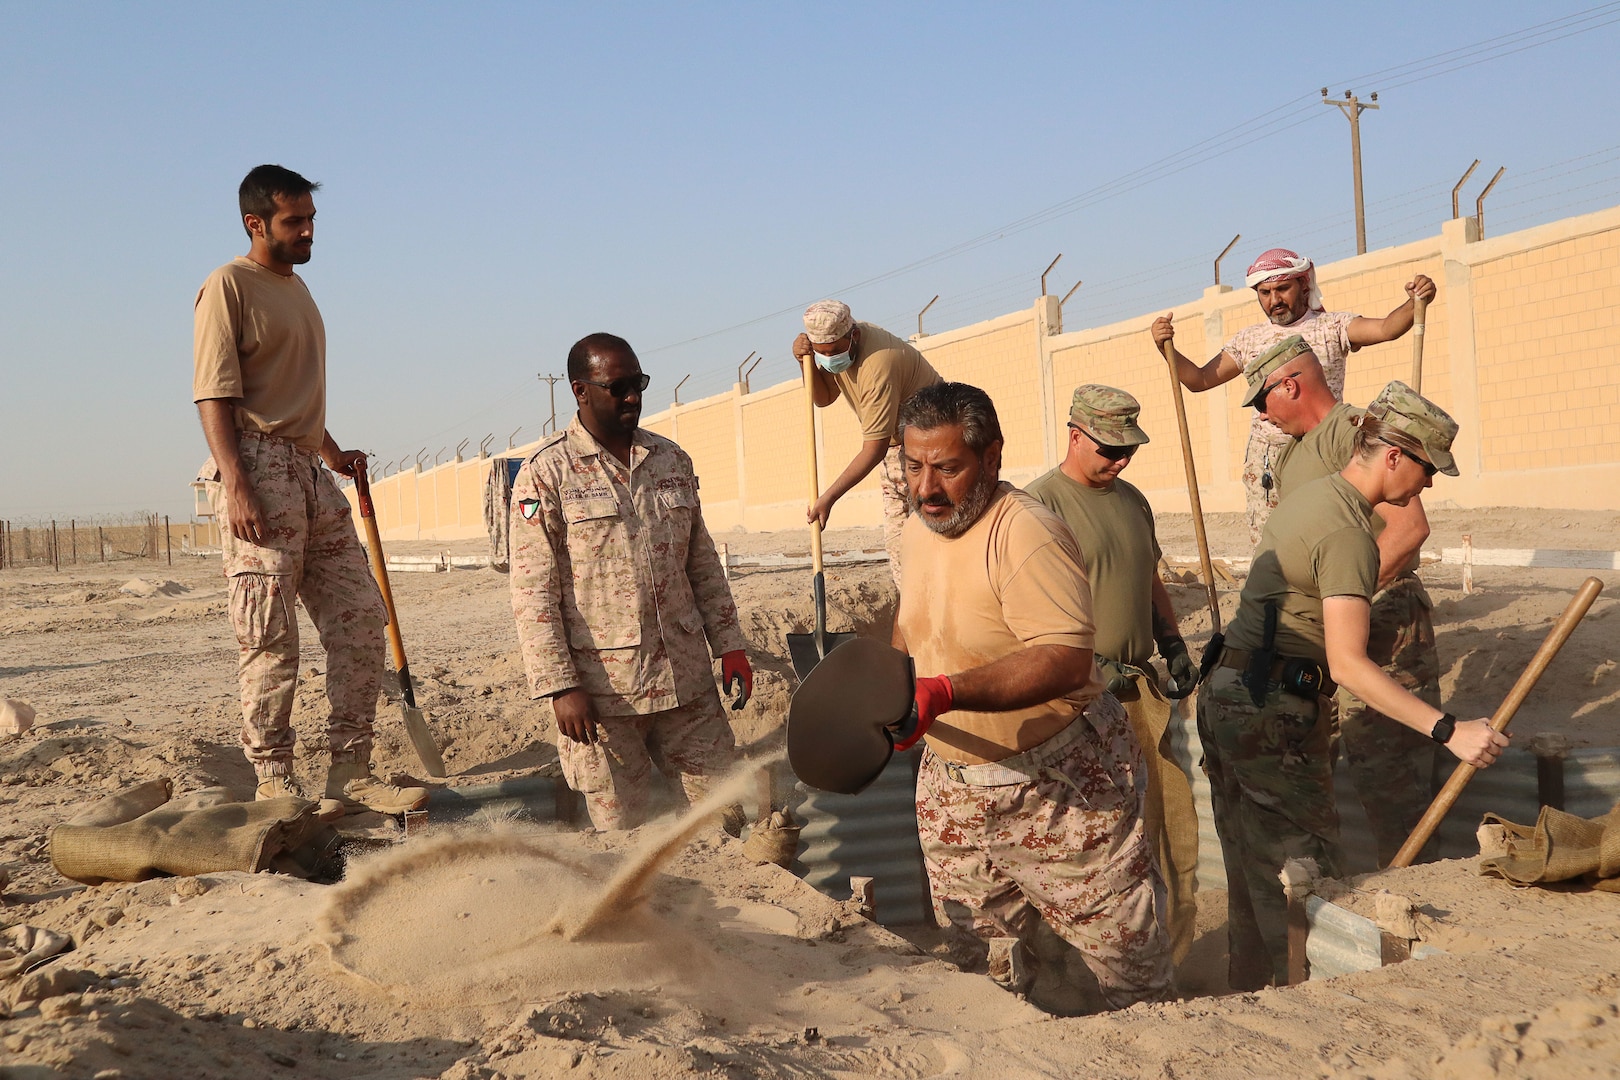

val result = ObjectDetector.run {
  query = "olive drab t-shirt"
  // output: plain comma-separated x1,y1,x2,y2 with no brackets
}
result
1025,468,1162,669
828,322,942,445
1274,402,1363,502
193,257,327,453
898,483,1104,766
1225,473,1379,667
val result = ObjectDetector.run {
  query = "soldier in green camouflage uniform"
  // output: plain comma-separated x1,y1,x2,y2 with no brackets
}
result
1265,355,1446,864
510,333,753,831
1202,353,1507,989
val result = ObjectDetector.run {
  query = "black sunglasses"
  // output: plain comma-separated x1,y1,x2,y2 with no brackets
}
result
578,373,650,398
1071,424,1135,461
1381,439,1438,477
1251,371,1300,414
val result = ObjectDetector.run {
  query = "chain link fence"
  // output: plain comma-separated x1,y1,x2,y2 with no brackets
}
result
0,513,184,570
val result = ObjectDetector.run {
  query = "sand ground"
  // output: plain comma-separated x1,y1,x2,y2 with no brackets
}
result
1,507,1618,1078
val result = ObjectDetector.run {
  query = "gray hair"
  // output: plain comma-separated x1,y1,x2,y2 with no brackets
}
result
897,382,1003,455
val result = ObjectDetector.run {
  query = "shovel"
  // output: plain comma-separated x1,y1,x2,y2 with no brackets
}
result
787,354,856,679
353,469,447,778
1410,293,1429,394
1160,339,1225,680
788,637,915,794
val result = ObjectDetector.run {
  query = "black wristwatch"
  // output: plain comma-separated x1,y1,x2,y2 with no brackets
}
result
1429,712,1457,745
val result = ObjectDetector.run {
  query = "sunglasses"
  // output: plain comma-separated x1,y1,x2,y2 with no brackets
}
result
578,373,651,398
1381,439,1438,477
1251,371,1300,414
1071,425,1135,461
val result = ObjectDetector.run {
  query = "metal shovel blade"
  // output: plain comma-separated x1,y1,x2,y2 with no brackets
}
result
787,629,858,681
401,703,447,778
787,637,915,795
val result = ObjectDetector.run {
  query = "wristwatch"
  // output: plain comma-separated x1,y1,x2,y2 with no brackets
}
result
1429,712,1458,744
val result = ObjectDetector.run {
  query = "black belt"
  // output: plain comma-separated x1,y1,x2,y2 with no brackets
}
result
1217,647,1337,699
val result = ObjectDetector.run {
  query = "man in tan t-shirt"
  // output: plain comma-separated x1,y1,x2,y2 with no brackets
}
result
1026,385,1200,963
889,381,1171,1010
193,163,425,816
791,299,941,586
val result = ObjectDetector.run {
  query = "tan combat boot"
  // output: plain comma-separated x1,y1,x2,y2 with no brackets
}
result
325,761,429,815
255,773,347,821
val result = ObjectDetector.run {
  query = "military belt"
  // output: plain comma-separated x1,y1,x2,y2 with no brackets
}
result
1217,647,1337,699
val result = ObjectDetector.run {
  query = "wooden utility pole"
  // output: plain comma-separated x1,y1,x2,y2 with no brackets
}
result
1323,89,1379,255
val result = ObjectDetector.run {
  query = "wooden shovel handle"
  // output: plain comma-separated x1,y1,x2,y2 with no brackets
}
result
801,355,825,576
353,471,411,676
1410,295,1429,395
1390,576,1604,867
1160,340,1222,633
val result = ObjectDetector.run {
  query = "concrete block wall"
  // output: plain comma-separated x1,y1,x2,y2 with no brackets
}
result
354,202,1620,541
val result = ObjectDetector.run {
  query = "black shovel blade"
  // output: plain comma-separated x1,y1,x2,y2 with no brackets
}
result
787,629,859,681
788,637,915,795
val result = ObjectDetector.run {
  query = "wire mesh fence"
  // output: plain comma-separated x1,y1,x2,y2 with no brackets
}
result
0,513,186,570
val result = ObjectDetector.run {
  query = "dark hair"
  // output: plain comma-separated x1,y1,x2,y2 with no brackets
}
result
897,381,1003,454
566,333,636,382
239,165,320,235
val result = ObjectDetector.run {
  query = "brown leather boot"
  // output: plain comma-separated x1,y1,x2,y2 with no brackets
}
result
325,762,429,815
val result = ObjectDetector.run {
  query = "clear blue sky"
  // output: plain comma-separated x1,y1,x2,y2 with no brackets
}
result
4,2,1618,520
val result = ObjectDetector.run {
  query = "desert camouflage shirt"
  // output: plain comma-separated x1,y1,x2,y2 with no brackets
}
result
509,417,746,715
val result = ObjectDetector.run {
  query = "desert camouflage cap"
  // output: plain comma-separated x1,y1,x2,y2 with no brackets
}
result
1239,335,1317,407
803,300,854,344
1068,384,1150,447
1367,380,1460,476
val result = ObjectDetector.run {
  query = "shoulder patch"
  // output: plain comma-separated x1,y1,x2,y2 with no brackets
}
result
517,498,542,521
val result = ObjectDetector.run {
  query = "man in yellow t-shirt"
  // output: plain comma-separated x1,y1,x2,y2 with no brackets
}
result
1026,385,1200,964
791,300,941,586
890,381,1171,1010
193,164,425,816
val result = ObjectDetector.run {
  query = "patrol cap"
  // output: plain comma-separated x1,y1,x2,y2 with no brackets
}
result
1366,380,1460,476
1068,384,1149,447
803,300,854,344
1239,335,1317,407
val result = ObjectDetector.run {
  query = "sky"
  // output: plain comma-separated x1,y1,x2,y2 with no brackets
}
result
4,1,1620,520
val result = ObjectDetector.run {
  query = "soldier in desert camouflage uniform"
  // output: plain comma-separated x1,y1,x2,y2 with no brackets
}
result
193,164,425,815
509,333,754,832
890,381,1171,1011
1258,343,1446,864
791,300,942,587
1203,365,1506,990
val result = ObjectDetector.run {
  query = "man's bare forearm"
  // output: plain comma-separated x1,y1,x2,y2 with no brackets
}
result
197,399,246,482
949,644,1091,712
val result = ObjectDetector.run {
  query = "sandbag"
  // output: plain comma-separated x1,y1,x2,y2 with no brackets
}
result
50,796,327,885
0,926,72,981
63,777,175,827
1478,799,1620,893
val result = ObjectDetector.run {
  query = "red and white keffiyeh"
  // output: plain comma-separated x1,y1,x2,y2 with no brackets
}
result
1245,248,1324,311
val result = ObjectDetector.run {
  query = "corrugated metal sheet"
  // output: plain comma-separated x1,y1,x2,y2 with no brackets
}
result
1303,894,1383,980
427,776,564,824
788,752,930,926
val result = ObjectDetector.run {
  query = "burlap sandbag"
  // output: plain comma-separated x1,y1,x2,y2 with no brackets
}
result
1118,669,1201,964
1479,800,1620,893
63,777,175,827
50,796,327,885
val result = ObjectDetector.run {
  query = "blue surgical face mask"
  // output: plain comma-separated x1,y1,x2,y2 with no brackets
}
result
815,348,854,374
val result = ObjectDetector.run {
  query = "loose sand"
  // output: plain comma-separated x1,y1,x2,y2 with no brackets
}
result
1,508,1618,1077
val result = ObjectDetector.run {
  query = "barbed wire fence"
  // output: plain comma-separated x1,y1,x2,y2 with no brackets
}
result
0,513,183,571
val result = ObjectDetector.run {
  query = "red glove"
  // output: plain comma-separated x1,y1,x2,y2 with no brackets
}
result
721,649,753,710
893,674,954,751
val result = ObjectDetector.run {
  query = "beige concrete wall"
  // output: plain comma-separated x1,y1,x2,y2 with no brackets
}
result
356,203,1620,541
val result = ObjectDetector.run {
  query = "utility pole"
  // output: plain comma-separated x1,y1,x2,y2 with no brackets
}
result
537,373,564,435
1323,88,1379,255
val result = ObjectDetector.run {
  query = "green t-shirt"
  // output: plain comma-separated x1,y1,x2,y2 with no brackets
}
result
1226,473,1379,666
1025,468,1161,667
1274,402,1363,502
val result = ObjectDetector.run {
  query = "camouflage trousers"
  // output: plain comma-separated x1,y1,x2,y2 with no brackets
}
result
1334,574,1444,866
204,432,387,777
879,444,909,589
1197,666,1343,990
558,685,737,831
1115,669,1201,964
1241,423,1289,545
916,694,1174,1010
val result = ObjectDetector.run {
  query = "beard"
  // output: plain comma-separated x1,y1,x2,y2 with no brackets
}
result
268,237,312,265
912,470,1000,538
1267,305,1300,326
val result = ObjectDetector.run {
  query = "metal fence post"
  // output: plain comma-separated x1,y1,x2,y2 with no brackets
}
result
52,520,60,572
71,519,77,564
99,526,106,562
165,515,172,566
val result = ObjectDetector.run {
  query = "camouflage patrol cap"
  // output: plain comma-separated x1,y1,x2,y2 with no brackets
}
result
1239,335,1317,407
1068,384,1150,447
1367,380,1460,476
